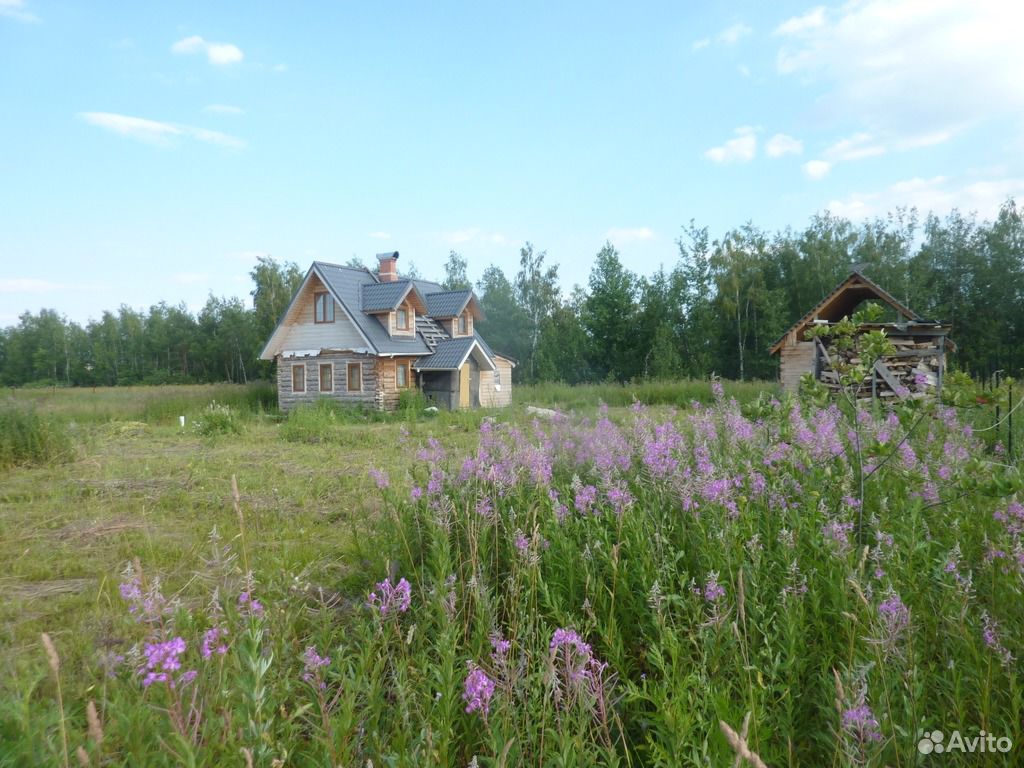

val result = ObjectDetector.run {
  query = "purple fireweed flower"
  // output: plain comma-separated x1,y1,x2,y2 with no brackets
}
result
982,612,1015,668
301,645,331,689
410,485,423,501
702,573,726,603
842,704,882,742
514,530,530,554
574,485,598,515
238,591,264,618
823,520,855,556
914,372,928,387
140,637,186,688
201,627,228,659
463,662,495,719
475,496,494,521
368,468,389,489
606,485,633,516
367,576,412,616
179,669,198,686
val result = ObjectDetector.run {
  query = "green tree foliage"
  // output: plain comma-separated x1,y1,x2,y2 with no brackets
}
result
250,256,304,342
1,202,1021,388
582,243,638,382
441,250,471,290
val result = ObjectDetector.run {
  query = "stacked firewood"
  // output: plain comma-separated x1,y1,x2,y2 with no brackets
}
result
816,336,941,401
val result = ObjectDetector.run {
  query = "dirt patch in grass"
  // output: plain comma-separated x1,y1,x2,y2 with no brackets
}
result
1,578,95,600
55,516,149,541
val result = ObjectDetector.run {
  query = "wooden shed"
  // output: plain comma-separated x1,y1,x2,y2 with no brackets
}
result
769,270,954,400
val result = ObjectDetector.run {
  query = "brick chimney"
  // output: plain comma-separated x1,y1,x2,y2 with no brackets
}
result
377,251,400,282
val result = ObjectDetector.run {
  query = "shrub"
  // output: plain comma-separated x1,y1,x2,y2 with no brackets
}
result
191,401,242,436
0,403,73,468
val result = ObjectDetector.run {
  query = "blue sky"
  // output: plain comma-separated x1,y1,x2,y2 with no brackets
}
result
2,0,1022,325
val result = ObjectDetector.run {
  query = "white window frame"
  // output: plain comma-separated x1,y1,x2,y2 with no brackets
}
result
314,291,335,324
347,362,362,393
319,363,333,393
292,363,306,393
396,306,409,330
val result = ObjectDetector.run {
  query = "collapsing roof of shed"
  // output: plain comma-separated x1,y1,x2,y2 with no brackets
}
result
768,270,940,355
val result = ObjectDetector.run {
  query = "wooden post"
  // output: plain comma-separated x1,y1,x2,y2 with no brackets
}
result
1009,381,1015,461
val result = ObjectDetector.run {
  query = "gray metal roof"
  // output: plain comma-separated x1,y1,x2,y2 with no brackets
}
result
361,281,415,312
424,289,472,318
413,337,479,371
313,262,432,355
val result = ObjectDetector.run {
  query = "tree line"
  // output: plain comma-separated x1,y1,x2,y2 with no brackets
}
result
2,202,1022,388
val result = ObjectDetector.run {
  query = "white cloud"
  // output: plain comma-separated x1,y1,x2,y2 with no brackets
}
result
204,104,244,116
774,7,826,36
171,35,244,66
0,278,60,293
692,22,752,52
718,23,752,45
765,133,803,157
826,174,1024,219
368,231,391,240
79,112,245,149
0,0,39,22
272,63,288,73
605,227,656,245
774,0,1024,136
824,132,886,161
803,160,832,179
737,64,751,78
705,126,758,163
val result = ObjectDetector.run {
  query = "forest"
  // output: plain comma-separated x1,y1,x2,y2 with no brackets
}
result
2,201,1022,388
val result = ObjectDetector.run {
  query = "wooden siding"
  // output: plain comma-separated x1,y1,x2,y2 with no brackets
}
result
779,341,815,393
387,304,417,338
275,274,367,353
276,352,378,411
479,357,513,408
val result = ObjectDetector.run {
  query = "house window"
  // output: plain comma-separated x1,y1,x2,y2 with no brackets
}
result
458,313,468,334
319,363,333,392
314,292,335,323
396,362,409,389
396,306,409,330
292,364,306,393
347,362,362,392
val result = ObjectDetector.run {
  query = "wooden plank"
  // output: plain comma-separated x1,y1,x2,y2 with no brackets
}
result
873,360,908,399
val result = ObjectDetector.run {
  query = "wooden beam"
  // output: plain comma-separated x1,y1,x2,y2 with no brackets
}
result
873,360,907,399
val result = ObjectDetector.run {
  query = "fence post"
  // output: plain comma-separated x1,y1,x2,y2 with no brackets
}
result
1009,381,1015,461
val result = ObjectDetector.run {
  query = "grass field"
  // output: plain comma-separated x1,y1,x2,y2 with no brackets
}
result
1,380,1022,766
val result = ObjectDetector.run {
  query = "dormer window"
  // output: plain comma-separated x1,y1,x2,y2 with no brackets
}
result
396,306,409,330
314,292,335,323
458,312,468,335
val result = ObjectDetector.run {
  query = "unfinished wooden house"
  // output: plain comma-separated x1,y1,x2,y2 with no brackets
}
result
259,253,515,411
769,270,953,400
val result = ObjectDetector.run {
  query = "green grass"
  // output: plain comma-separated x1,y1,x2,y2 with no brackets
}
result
514,377,777,410
3,381,276,425
3,381,1019,766
0,403,74,469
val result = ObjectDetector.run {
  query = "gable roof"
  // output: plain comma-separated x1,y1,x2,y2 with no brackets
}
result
769,270,922,355
260,260,500,362
413,336,495,371
360,280,426,313
423,289,479,319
